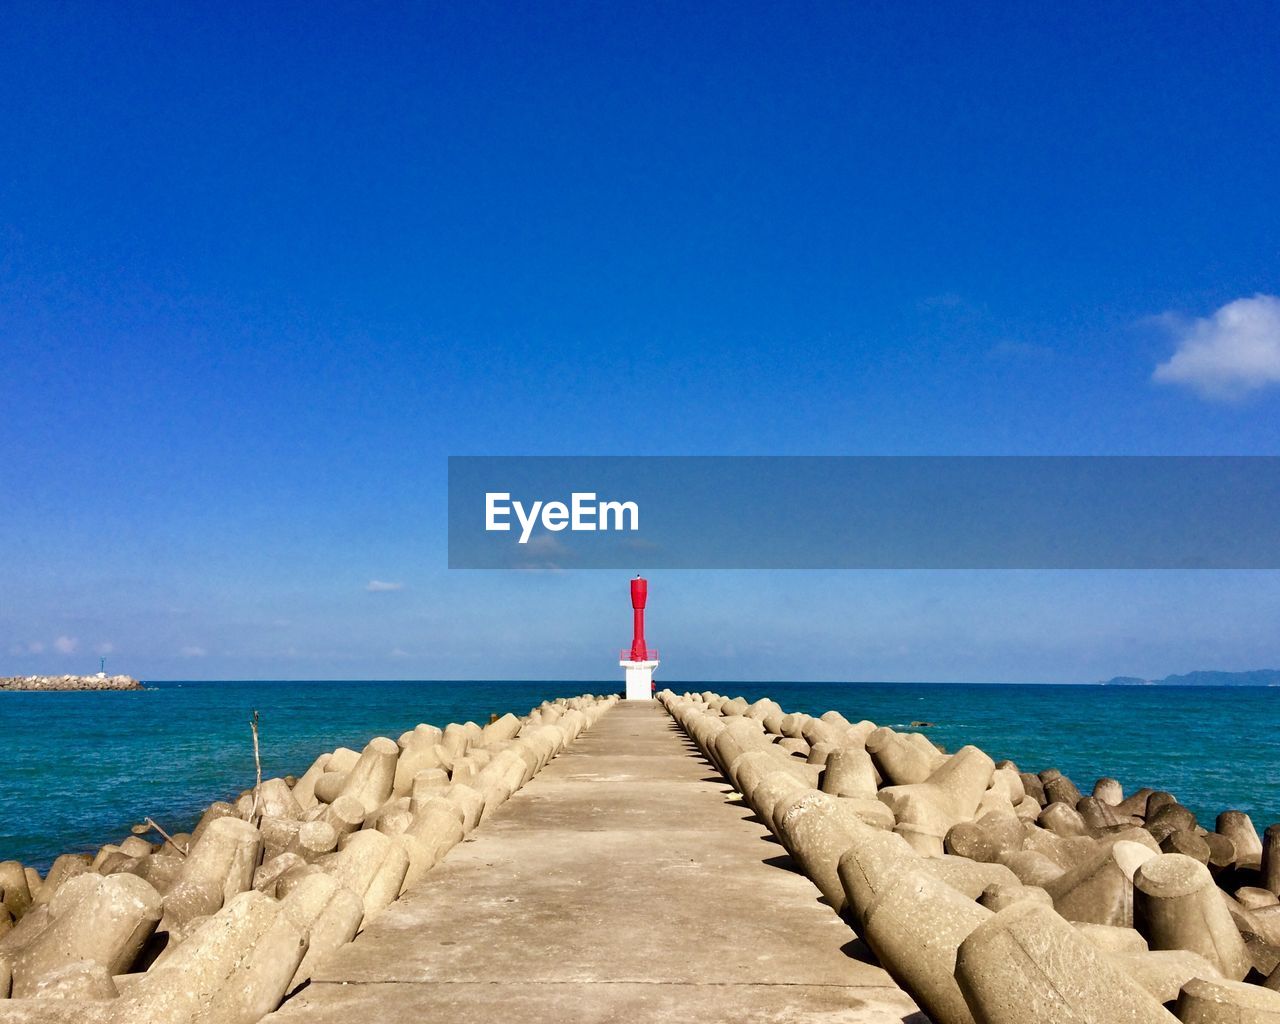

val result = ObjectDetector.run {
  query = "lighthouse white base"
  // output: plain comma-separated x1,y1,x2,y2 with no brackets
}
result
619,660,659,701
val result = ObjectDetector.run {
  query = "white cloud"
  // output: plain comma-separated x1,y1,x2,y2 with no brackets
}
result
366,580,405,592
180,645,207,657
27,641,44,654
389,647,409,657
54,635,78,654
95,642,114,655
1153,294,1280,400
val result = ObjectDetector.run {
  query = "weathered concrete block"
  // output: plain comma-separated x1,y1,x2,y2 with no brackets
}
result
0,862,33,920
1237,888,1280,911
1148,804,1199,843
820,748,878,800
338,737,399,814
399,799,465,890
1247,905,1280,948
879,746,996,841
450,756,481,788
311,771,349,805
112,890,306,1024
0,903,49,966
10,874,161,997
1114,788,1158,818
253,852,306,896
946,814,1025,864
1263,825,1280,895
1044,774,1083,808
1043,839,1157,927
319,795,365,838
288,820,339,863
1094,777,1125,805
1039,801,1090,838
392,743,445,797
777,792,883,910
863,869,991,1024
1161,829,1212,864
32,856,92,907
979,882,1052,912
1020,822,1098,871
1134,853,1251,980
752,771,811,835
1175,976,1280,1024
190,801,238,843
259,815,301,862
837,825,921,925
955,901,1178,1024
132,853,184,894
397,723,443,752
1075,922,1149,954
894,817,947,857
272,863,323,900
440,723,470,759
866,727,938,786
996,849,1066,888
481,712,522,747
728,749,781,799
1217,812,1264,870
357,839,409,923
922,858,1021,901
1079,796,1125,832
255,778,304,821
325,747,361,774
289,753,331,809
117,837,154,859
1019,773,1047,806
1243,931,1280,977
160,817,262,936
26,959,117,1000
1110,949,1221,1004
988,767,1026,805
444,784,485,834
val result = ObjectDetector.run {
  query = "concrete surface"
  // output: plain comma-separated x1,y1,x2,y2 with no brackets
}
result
270,702,923,1023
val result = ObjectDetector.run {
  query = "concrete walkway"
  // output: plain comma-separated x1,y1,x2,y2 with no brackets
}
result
272,702,922,1023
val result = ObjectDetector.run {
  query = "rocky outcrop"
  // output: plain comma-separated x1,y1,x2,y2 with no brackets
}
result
0,676,142,692
0,691,617,1023
659,688,1280,1024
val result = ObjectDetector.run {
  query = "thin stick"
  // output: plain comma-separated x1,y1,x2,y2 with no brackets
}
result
144,817,188,857
250,709,262,823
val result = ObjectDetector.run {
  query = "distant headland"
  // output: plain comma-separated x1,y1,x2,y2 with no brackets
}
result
0,674,143,692
1101,668,1280,687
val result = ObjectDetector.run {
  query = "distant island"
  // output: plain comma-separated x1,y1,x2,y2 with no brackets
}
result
1100,669,1280,687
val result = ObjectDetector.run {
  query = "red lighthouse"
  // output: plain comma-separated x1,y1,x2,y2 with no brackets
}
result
619,575,659,700
630,576,650,660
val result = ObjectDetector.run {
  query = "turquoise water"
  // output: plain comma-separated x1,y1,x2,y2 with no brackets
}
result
1,680,1277,870
0,680,582,870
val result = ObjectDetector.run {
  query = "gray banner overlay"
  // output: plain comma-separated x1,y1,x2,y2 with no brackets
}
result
448,456,1280,569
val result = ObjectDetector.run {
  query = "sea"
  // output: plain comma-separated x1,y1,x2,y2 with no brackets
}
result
1,679,1277,871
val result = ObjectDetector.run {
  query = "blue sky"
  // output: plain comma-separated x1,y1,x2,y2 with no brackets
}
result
2,2,1278,682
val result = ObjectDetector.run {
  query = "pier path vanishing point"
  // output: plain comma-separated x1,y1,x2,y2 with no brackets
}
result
270,700,922,1024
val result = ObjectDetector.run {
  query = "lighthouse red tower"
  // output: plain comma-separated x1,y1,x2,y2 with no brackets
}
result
630,576,649,660
619,575,659,700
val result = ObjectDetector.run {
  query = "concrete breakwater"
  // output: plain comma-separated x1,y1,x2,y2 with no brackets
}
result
0,692,616,1023
0,676,142,692
659,688,1280,1024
